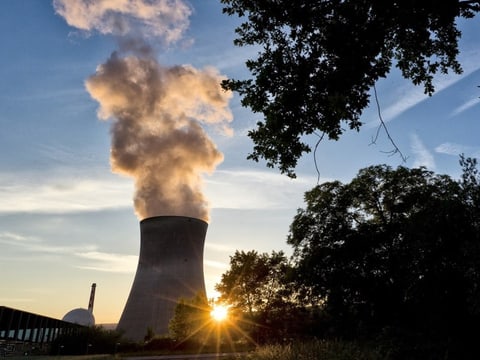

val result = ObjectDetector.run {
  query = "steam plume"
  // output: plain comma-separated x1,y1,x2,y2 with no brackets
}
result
86,52,232,221
53,0,191,43
54,0,233,221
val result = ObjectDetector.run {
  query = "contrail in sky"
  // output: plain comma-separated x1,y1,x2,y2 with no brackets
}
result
54,0,233,222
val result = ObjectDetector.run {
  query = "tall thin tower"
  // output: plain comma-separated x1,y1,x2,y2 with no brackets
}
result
117,216,207,341
88,283,96,313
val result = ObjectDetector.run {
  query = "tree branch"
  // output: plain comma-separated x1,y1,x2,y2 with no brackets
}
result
313,131,326,184
370,84,408,163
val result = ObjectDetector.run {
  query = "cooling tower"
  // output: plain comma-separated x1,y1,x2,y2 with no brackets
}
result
117,216,207,341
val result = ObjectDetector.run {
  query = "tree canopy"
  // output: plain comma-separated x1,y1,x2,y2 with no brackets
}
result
168,292,211,344
215,250,301,343
221,0,480,177
214,158,480,356
287,159,480,356
216,250,291,315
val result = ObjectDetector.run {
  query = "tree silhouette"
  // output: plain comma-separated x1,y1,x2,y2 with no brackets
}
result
288,160,480,357
215,250,300,343
221,0,480,176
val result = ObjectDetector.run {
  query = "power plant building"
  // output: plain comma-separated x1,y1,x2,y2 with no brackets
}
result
62,283,96,326
117,216,208,341
0,306,83,350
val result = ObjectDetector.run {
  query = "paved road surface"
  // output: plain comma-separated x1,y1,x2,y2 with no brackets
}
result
125,352,246,360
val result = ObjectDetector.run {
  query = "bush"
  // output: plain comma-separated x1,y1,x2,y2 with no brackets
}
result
50,326,122,355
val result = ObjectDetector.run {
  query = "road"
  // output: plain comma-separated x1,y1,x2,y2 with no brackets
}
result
125,352,247,360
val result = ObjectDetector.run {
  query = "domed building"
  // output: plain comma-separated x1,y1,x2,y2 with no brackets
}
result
62,308,95,326
62,283,96,326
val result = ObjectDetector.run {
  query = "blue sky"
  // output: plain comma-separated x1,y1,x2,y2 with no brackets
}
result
0,1,479,324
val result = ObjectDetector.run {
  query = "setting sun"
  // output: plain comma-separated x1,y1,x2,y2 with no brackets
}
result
210,304,229,322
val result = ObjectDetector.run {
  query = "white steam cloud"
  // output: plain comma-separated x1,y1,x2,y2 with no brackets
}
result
86,53,232,221
55,0,233,222
53,0,191,43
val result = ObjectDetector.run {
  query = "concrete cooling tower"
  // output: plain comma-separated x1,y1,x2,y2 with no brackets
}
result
117,216,208,341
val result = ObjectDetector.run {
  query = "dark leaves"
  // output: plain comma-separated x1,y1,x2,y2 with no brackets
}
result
287,161,480,349
221,0,477,176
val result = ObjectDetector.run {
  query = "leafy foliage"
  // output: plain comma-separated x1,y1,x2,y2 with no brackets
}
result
215,158,480,356
221,0,480,176
168,292,211,344
288,161,480,357
215,250,301,343
216,250,291,314
50,325,122,355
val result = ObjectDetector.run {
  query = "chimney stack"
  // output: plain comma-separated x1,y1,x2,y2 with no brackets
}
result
88,283,96,313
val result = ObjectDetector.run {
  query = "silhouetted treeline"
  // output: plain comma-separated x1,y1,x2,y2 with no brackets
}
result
216,157,480,359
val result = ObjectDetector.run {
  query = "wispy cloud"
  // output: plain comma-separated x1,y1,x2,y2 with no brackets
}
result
0,173,133,215
204,259,229,270
435,142,480,158
205,169,317,210
0,158,317,217
370,50,480,125
411,134,436,170
380,86,427,123
435,142,466,156
75,251,137,273
205,242,236,253
0,231,96,254
0,231,137,274
450,97,480,117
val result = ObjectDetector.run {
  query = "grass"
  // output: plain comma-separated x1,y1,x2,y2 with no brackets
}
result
239,340,385,360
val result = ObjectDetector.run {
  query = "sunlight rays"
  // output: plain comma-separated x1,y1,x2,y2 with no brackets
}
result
210,304,229,322
169,299,259,355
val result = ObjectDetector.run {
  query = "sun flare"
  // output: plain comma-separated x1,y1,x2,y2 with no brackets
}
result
210,304,228,322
